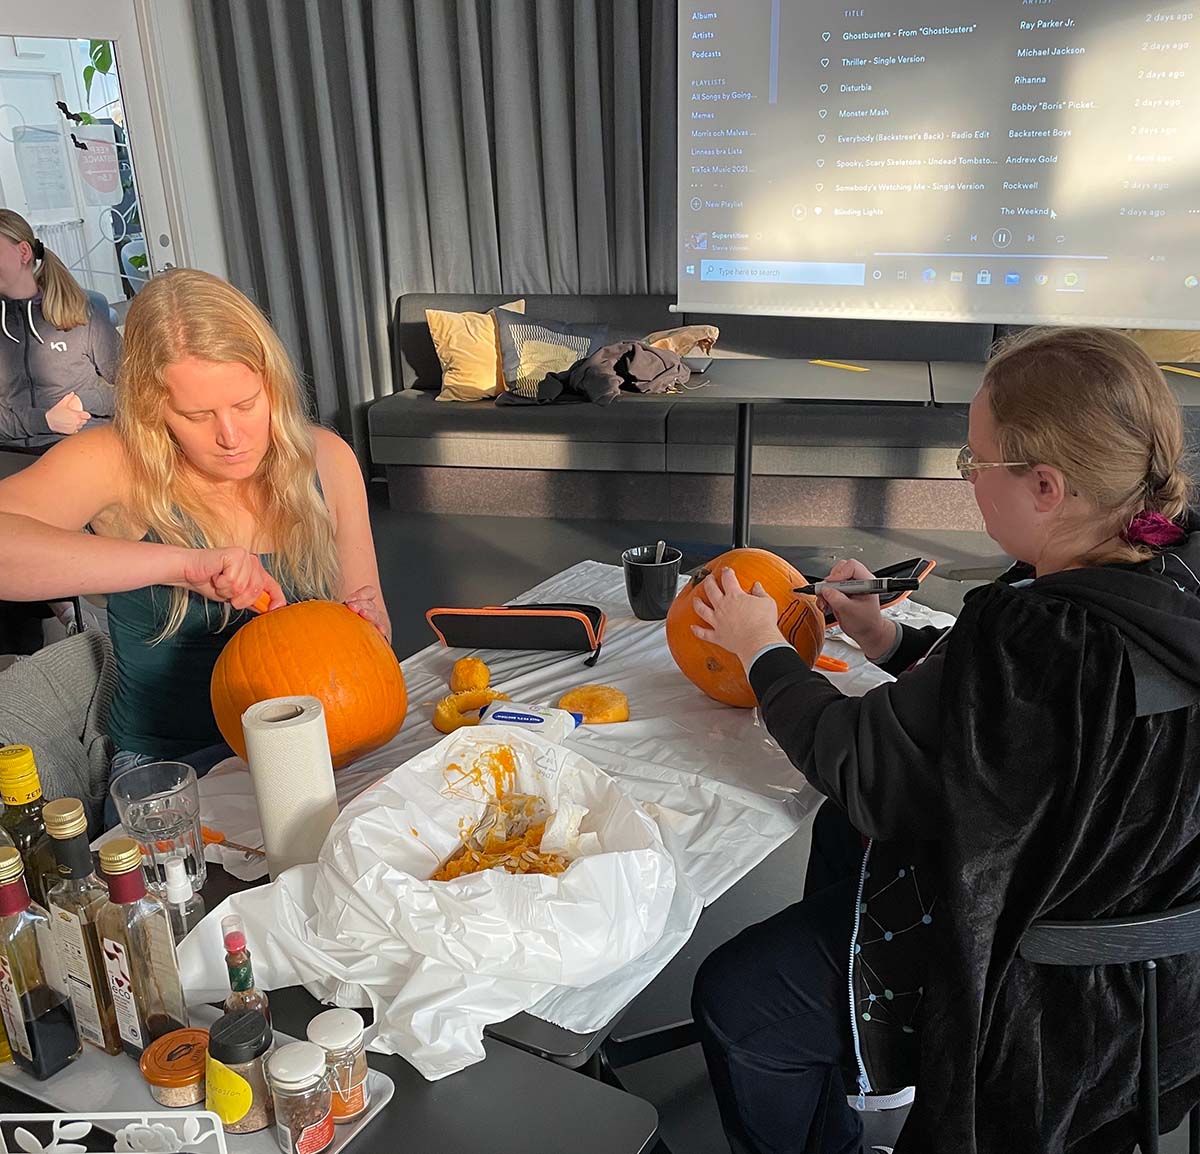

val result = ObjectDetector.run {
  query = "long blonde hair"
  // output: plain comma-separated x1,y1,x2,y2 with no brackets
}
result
984,326,1193,565
116,269,338,637
0,210,89,330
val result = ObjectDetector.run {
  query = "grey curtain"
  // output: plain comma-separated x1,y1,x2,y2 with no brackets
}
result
192,0,677,455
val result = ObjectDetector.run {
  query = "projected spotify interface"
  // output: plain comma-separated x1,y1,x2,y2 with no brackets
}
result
679,1,1200,325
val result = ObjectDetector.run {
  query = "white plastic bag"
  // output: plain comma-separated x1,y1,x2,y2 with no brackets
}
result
178,725,678,1079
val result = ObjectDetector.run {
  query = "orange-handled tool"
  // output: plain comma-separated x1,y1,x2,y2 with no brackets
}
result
816,655,850,673
251,591,273,615
201,825,266,858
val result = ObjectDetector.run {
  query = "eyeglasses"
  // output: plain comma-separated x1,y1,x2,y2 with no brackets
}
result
956,444,1028,481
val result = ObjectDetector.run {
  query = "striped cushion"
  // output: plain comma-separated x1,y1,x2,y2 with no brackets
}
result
493,307,607,399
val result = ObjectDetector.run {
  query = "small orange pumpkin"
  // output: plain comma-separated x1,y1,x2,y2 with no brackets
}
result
210,601,407,768
665,548,824,707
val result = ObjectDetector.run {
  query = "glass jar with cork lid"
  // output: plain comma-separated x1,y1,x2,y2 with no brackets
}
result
305,1008,369,1123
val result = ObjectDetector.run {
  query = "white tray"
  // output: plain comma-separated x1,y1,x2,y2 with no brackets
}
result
0,1003,394,1153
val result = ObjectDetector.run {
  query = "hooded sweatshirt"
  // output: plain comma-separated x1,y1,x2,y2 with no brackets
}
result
0,290,120,443
750,523,1200,1153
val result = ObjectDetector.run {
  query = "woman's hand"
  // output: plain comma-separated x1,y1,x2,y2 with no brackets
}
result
817,559,898,662
690,566,786,671
177,546,286,611
344,584,392,643
45,393,90,435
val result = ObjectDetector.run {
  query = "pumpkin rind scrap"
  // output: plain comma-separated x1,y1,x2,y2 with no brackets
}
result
210,600,407,768
665,548,824,707
557,685,629,724
432,688,510,733
450,656,491,693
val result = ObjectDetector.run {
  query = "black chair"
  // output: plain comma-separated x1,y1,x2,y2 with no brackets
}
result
1020,902,1200,1154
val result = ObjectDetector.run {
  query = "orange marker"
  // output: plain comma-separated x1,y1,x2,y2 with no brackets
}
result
816,655,850,673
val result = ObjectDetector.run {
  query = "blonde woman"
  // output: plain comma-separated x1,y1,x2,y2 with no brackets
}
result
0,269,388,803
691,328,1200,1152
0,210,121,442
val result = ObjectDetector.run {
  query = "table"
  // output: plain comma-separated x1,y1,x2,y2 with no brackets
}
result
670,358,933,547
192,561,955,1075
0,987,659,1154
192,867,661,1153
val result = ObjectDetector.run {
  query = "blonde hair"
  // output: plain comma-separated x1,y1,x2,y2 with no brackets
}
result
116,268,338,638
983,326,1193,565
0,209,89,331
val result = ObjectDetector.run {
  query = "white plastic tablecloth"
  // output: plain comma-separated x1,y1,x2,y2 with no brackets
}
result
197,560,955,1029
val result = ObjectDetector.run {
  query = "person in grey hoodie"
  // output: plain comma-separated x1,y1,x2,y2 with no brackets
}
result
0,209,121,445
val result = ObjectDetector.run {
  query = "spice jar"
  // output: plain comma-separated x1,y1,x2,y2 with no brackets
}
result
268,1041,334,1154
305,1008,370,1123
206,1010,275,1134
140,1028,208,1108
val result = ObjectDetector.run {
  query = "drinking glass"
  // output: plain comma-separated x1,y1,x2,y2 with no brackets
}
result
109,761,206,895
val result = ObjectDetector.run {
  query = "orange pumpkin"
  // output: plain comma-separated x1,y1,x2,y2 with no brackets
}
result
210,601,407,768
665,548,825,707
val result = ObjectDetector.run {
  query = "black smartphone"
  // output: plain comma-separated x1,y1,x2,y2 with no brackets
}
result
821,557,936,626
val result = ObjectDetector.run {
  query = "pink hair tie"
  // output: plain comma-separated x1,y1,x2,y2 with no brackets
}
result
1123,510,1185,548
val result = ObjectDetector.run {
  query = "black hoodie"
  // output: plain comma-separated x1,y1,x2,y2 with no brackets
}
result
750,525,1200,1153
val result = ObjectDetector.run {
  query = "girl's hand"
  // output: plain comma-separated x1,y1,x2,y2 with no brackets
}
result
344,584,392,643
818,559,898,662
690,566,785,671
178,547,286,611
46,393,90,435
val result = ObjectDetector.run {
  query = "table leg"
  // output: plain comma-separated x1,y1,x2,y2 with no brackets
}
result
733,402,754,548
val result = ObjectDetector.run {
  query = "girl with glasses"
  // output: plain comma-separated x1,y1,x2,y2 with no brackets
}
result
689,327,1200,1154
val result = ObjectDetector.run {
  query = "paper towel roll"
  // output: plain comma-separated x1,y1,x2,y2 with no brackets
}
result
241,695,340,880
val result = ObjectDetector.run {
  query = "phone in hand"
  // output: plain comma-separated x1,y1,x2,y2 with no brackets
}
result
821,557,936,627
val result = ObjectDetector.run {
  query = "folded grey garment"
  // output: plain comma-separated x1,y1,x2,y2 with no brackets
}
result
0,629,115,835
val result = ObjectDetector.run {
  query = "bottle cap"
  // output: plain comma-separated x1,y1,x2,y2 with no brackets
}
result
163,857,192,903
0,745,41,805
0,847,24,885
140,1028,209,1089
43,798,88,840
207,1010,272,1066
99,837,145,877
267,1041,327,1089
221,914,246,953
306,1007,365,1051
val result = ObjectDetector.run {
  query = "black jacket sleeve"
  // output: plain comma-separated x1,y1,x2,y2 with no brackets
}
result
0,397,51,440
748,645,946,840
879,622,949,677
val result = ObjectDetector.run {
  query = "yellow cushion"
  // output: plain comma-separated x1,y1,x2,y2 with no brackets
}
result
429,300,526,402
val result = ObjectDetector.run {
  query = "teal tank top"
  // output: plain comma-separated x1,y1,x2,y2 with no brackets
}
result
106,558,297,758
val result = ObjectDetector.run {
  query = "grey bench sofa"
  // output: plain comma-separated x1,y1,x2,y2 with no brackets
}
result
368,294,999,526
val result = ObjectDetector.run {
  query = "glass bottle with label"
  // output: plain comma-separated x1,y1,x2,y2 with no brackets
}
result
43,798,122,1056
0,824,17,1065
0,846,81,1079
0,746,54,906
96,837,187,1058
221,915,270,1023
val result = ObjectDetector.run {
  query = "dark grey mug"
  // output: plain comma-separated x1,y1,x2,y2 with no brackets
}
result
622,545,683,620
